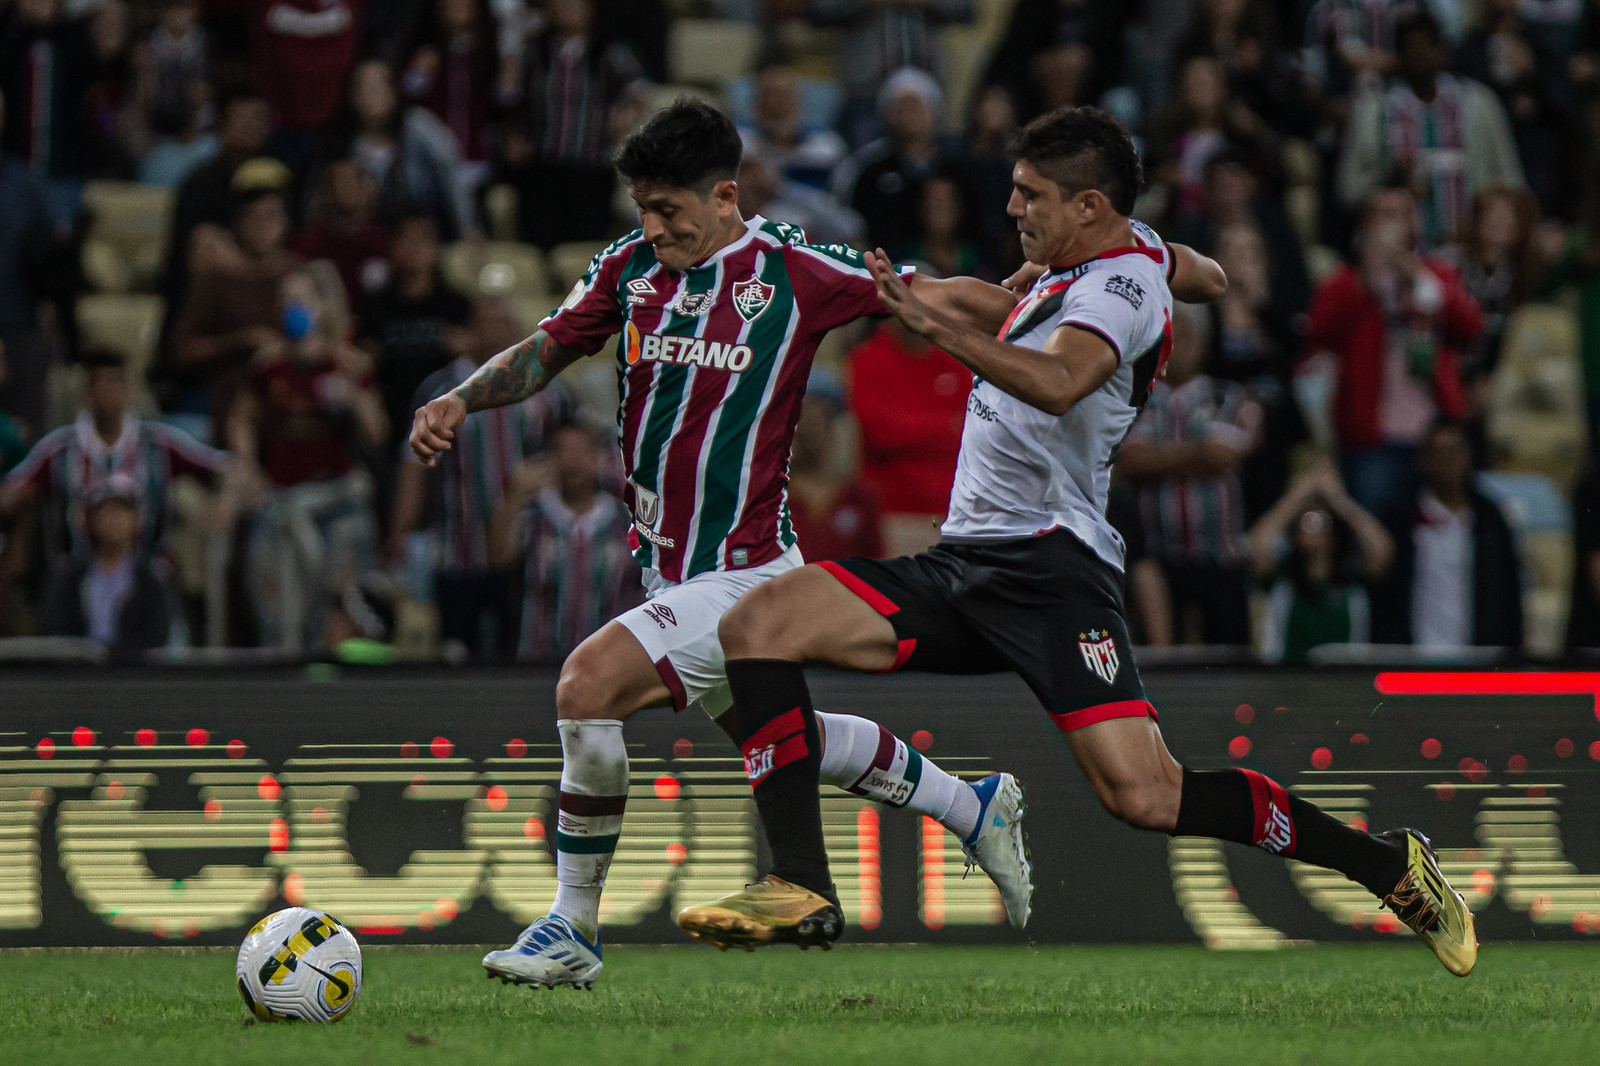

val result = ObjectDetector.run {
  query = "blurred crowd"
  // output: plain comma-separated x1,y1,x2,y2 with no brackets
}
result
2,0,1600,664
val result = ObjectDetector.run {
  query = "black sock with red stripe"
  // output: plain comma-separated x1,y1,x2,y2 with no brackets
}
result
726,658,836,903
1173,768,1406,897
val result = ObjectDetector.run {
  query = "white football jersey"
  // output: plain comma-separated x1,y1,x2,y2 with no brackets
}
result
940,220,1175,571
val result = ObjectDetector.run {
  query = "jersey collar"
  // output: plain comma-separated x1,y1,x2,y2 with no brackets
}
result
1048,245,1164,273
686,214,765,272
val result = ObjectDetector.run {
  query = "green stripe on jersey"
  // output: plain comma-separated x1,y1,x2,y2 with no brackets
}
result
685,252,797,577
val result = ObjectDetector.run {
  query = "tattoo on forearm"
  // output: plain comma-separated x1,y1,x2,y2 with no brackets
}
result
451,331,578,413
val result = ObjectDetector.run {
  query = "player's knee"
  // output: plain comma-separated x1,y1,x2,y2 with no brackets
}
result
1101,780,1178,833
719,581,794,659
555,647,619,720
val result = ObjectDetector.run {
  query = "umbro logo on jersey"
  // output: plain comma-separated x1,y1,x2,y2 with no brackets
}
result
732,277,775,322
1078,629,1120,685
626,277,656,306
643,604,677,629
1104,274,1145,309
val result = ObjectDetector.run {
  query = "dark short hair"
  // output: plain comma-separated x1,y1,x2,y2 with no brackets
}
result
1395,7,1443,50
1009,106,1142,216
615,98,742,193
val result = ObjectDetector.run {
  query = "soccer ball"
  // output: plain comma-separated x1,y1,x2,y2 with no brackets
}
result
236,907,363,1022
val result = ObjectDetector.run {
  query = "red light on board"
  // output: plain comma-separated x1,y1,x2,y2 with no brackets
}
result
134,729,156,747
911,730,933,751
1375,671,1600,720
35,738,54,759
186,728,209,747
430,737,453,758
1311,747,1332,770
485,786,508,812
72,727,94,747
1228,736,1251,758
506,738,527,758
857,806,882,931
653,775,680,801
1234,704,1254,724
673,738,694,758
258,775,281,801
227,739,246,758
1421,738,1442,759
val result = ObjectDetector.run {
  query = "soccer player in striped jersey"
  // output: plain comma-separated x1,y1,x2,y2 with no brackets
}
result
410,100,1038,988
681,106,1478,978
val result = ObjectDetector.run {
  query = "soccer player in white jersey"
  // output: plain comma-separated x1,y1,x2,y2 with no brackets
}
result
409,100,1044,988
679,106,1478,977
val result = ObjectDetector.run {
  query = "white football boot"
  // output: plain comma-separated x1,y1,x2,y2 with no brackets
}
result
961,772,1033,928
482,914,602,989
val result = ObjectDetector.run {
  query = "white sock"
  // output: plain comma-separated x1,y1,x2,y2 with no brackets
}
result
815,711,980,839
550,719,628,941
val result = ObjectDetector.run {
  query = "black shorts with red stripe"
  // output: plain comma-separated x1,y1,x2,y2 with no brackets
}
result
817,529,1156,734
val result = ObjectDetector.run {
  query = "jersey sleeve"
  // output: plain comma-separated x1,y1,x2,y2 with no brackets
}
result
539,233,644,355
1058,264,1163,365
150,423,228,483
783,241,914,335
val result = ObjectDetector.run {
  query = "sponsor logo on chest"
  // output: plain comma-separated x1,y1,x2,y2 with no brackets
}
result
624,322,754,371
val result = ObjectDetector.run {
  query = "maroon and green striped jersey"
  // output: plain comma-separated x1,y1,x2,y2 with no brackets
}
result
540,215,898,582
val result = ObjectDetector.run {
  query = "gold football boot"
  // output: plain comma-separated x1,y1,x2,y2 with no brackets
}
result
676,875,843,951
1380,829,1478,976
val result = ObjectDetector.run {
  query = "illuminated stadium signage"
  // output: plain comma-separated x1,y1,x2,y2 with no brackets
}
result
1,669,1596,946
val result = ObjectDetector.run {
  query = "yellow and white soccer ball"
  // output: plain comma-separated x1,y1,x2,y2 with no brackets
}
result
236,907,362,1022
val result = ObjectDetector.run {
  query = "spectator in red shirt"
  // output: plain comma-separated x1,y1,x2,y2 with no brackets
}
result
848,317,967,556
787,373,883,564
250,0,364,169
289,157,389,314
1302,182,1483,520
232,261,387,650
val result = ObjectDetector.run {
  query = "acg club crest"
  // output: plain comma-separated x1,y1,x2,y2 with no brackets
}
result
732,277,775,322
1078,629,1120,685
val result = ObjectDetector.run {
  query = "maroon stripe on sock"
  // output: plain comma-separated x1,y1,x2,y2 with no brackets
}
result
743,706,805,754
1240,769,1296,856
558,791,628,817
847,724,899,793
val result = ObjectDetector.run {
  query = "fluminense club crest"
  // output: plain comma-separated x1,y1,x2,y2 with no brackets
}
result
732,277,775,322
1078,629,1120,685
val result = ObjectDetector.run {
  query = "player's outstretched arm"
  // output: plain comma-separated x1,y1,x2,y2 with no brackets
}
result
905,273,1020,335
868,248,1116,417
408,328,584,465
1168,243,1228,303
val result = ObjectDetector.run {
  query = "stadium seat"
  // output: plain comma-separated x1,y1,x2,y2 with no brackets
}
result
723,75,841,132
80,182,174,294
548,241,611,292
76,294,164,376
669,19,760,88
1486,304,1586,491
482,184,520,243
441,241,549,299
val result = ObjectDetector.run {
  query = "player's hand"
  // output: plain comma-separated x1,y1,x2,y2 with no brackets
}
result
866,248,936,337
410,393,467,466
1002,262,1046,299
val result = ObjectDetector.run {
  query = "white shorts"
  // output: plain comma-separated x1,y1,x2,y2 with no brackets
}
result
617,544,804,717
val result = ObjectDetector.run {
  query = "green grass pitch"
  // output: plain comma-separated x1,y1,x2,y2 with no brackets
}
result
4,944,1597,1065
